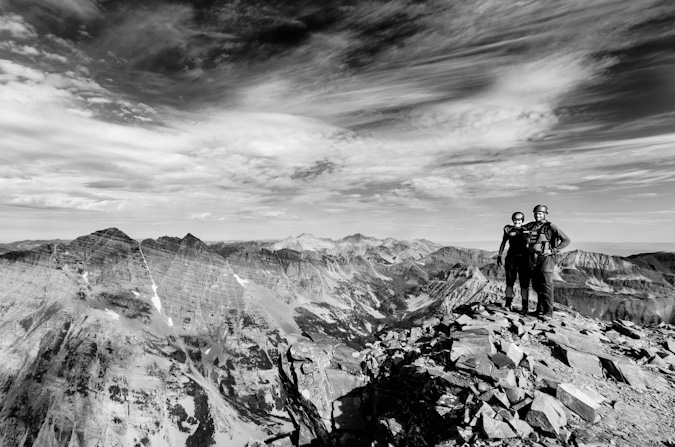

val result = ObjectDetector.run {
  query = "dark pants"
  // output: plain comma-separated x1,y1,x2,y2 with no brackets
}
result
505,254,531,288
532,268,554,316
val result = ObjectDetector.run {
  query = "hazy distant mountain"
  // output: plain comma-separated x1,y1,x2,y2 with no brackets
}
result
444,241,675,257
0,239,70,255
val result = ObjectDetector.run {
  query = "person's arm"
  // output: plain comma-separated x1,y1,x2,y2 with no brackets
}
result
550,223,571,252
498,228,509,257
497,227,509,265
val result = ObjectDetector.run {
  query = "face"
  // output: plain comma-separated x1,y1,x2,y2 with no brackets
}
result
512,215,524,228
534,212,546,222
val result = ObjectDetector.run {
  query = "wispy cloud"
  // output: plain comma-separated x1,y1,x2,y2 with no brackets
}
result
1,1,675,243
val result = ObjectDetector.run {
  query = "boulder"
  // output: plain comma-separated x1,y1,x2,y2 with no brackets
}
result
613,321,643,339
525,391,567,435
503,386,527,404
665,338,675,355
490,352,516,369
533,363,561,388
558,347,604,376
599,357,647,390
556,383,601,423
456,353,494,379
508,418,534,438
490,368,517,388
505,343,526,366
482,416,517,439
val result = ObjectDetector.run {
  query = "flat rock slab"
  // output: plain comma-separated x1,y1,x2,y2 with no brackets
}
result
559,346,604,376
599,357,647,390
508,418,534,438
525,391,567,435
613,321,643,339
533,363,561,388
505,343,526,366
456,353,494,379
482,416,517,439
490,367,517,388
451,340,494,362
665,338,675,355
490,352,516,369
503,386,527,404
556,383,601,423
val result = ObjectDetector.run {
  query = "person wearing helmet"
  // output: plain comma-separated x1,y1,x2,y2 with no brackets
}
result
523,204,571,318
497,211,530,311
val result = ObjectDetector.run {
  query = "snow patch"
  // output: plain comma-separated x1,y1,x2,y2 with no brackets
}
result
104,309,120,320
608,274,652,282
138,245,164,314
585,277,613,292
167,317,173,327
204,348,211,355
151,284,162,313
361,304,386,319
132,290,140,297
82,271,89,285
234,274,249,287
301,389,311,400
301,304,337,323
407,293,436,312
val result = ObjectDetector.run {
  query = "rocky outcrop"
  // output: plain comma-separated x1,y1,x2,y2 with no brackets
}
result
352,303,675,447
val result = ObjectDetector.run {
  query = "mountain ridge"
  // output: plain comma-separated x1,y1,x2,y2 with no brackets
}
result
0,228,674,446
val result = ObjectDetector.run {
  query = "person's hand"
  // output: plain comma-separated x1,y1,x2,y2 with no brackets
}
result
496,257,503,267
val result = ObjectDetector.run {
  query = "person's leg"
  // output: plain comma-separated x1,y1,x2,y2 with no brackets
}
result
518,257,531,314
539,271,554,316
504,256,517,308
531,267,543,315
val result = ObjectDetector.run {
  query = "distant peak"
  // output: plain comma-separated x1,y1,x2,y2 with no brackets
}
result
181,233,210,251
92,228,135,243
341,233,376,242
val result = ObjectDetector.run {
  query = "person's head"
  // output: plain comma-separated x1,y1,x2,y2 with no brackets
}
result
533,204,548,222
511,211,524,228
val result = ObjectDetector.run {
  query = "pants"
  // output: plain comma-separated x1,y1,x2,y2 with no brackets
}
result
532,268,554,316
505,254,531,309
505,254,531,289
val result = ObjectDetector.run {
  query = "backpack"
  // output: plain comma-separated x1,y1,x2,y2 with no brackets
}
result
527,222,552,248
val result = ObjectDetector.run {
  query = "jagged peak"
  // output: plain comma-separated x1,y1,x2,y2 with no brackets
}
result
89,228,136,244
181,233,211,251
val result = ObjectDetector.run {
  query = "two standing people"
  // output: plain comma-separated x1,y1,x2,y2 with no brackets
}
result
497,205,571,317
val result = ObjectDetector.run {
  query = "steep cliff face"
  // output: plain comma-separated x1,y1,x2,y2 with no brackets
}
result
555,250,675,325
627,252,675,285
404,265,505,321
0,229,295,447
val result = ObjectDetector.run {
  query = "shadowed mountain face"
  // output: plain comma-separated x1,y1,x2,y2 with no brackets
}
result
0,229,674,446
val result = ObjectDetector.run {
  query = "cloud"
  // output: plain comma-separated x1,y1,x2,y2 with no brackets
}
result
6,195,122,211
0,14,37,39
190,212,212,220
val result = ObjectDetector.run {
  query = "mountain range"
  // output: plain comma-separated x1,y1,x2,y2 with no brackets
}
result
0,228,673,447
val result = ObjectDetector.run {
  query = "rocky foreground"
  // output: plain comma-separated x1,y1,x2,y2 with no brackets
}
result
278,303,675,447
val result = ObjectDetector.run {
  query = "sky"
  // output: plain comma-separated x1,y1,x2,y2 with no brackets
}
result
1,0,675,246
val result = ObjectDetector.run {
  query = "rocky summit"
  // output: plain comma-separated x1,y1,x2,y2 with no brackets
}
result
0,228,674,447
